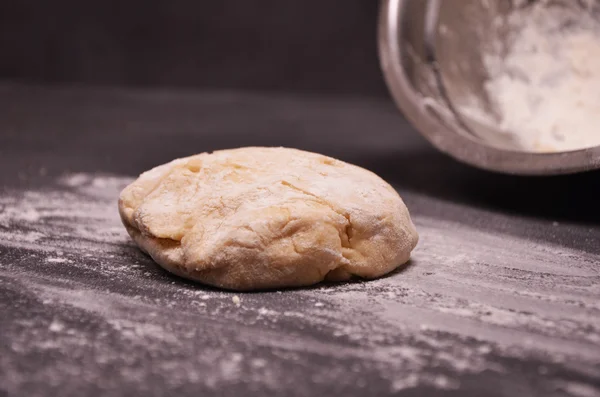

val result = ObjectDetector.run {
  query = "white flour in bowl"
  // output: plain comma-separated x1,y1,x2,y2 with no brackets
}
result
461,1,600,152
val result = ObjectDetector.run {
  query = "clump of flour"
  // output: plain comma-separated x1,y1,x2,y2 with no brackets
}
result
462,1,600,152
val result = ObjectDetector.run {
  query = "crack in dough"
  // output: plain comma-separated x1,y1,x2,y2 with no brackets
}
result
279,179,355,247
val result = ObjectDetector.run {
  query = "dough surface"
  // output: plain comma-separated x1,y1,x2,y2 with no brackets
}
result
118,147,418,290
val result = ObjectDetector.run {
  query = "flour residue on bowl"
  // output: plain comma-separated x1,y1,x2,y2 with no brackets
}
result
459,1,600,152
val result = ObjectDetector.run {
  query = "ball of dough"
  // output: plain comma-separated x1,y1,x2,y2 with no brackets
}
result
118,147,418,290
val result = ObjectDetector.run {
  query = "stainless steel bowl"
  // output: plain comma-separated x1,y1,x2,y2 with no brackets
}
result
378,0,600,175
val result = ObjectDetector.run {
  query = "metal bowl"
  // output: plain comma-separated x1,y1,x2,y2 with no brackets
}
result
378,0,600,175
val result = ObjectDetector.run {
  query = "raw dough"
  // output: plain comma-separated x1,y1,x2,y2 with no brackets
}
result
118,147,418,290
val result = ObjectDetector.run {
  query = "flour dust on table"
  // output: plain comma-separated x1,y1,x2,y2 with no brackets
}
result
0,173,598,396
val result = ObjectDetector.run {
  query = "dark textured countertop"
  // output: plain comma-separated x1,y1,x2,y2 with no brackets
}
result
0,84,599,397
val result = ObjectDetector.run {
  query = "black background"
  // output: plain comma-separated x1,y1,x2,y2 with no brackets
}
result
0,0,386,96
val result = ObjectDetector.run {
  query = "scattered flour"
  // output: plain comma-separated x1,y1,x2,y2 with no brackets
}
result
559,381,600,397
45,257,69,264
1,174,599,394
60,173,95,188
250,358,267,368
257,307,277,316
0,173,132,253
48,319,65,333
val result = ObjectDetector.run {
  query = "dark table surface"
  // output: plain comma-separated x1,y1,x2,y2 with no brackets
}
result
0,83,599,397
